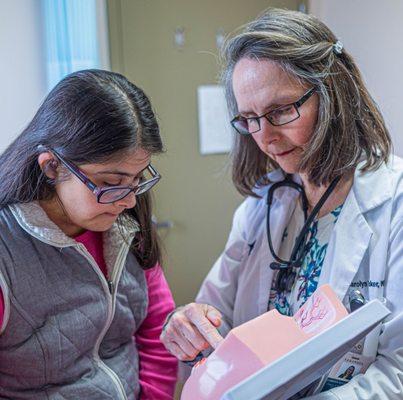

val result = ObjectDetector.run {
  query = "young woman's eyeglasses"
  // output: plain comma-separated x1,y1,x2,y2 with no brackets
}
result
231,87,316,135
48,148,161,204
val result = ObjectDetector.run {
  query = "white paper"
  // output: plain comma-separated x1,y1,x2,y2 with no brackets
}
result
197,85,233,155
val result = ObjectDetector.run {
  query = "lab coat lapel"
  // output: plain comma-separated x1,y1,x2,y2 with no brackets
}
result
319,184,373,302
319,161,393,301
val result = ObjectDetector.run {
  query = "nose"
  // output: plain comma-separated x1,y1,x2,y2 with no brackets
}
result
114,191,137,209
253,117,279,146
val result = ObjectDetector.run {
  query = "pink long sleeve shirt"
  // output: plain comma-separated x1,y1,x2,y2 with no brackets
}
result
0,230,177,400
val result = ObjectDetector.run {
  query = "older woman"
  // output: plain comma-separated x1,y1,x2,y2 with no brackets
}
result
161,8,403,399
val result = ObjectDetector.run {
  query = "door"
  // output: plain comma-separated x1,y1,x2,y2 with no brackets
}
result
107,0,299,306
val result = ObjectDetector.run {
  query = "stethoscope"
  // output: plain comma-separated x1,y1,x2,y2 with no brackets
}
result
267,175,341,293
183,175,342,367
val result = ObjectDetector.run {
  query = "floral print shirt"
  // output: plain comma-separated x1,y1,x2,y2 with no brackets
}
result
268,201,343,316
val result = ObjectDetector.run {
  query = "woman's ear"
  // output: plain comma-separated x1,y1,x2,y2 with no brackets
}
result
38,152,58,179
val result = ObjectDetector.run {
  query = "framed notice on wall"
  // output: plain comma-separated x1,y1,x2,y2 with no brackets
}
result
197,85,234,155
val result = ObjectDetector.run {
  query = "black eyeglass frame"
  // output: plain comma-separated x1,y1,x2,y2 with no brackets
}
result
231,87,316,135
42,147,161,204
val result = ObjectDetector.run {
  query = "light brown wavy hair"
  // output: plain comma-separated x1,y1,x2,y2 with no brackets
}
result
222,8,391,197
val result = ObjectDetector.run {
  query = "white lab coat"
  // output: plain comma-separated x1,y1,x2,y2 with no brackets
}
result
196,156,403,399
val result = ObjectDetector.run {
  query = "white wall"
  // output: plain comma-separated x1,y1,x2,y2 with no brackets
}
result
2,1,401,155
309,0,403,156
0,1,47,152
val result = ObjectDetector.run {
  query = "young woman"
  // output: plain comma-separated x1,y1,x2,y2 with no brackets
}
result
0,69,177,399
161,8,403,399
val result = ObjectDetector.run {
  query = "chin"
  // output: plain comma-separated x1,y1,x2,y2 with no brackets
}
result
277,163,300,175
270,149,303,175
84,219,116,232
97,220,117,231
91,225,113,232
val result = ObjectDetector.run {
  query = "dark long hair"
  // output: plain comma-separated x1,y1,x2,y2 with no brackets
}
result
0,69,163,269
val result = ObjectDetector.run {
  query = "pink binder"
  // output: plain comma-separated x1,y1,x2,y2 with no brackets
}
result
181,285,349,400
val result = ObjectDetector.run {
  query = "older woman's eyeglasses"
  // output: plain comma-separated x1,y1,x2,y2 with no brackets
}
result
48,148,161,204
231,87,315,135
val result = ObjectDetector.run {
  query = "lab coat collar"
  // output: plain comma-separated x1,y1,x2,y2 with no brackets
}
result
265,158,393,213
320,160,394,301
265,160,393,302
256,169,301,202
351,159,393,213
319,187,373,301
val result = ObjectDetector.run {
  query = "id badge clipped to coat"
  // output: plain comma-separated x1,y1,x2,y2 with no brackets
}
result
318,290,384,393
319,336,374,391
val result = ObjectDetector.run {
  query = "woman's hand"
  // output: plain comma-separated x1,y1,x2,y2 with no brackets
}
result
160,303,224,361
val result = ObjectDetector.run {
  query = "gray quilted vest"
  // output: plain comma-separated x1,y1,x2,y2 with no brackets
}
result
0,202,148,399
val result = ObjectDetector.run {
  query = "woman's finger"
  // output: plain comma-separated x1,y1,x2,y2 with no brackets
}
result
184,304,224,349
169,324,200,359
178,319,210,352
164,340,193,361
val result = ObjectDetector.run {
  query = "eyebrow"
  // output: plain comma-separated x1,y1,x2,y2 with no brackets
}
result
94,164,149,178
238,94,300,116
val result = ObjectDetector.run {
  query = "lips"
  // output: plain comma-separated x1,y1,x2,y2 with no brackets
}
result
104,213,119,217
274,148,296,157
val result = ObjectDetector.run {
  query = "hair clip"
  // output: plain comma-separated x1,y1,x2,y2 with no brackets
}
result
333,40,343,55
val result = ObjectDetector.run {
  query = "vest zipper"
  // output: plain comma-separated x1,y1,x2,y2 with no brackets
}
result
107,280,114,294
76,243,130,400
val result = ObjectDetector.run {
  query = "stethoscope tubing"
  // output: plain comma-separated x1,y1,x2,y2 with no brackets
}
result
267,175,341,272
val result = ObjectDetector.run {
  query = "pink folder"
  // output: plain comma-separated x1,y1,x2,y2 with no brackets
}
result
181,284,348,400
